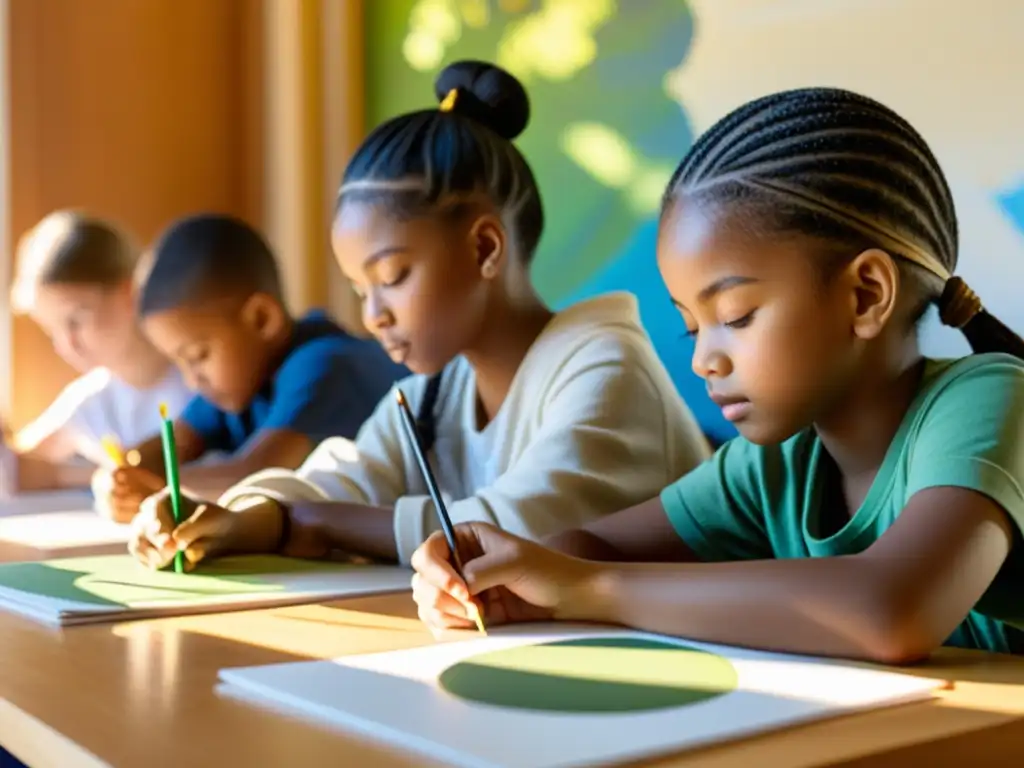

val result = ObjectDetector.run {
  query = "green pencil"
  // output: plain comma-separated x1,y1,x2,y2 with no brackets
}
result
158,402,185,574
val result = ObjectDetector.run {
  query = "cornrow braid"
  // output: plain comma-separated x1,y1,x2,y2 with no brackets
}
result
662,87,1024,358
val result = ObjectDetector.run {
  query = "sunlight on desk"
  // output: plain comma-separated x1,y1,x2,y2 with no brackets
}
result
934,682,1024,715
121,622,180,714
111,602,430,660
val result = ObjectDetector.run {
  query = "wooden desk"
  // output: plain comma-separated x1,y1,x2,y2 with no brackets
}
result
0,593,1023,768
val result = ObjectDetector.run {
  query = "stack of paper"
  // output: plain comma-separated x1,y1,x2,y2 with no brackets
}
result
0,554,412,626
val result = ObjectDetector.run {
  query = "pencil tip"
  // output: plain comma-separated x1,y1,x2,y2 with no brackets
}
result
159,402,169,419
467,603,487,635
395,388,407,405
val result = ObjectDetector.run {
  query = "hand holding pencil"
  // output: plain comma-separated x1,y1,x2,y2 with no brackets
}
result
128,489,243,572
93,464,165,525
396,388,596,636
394,389,487,634
410,521,596,631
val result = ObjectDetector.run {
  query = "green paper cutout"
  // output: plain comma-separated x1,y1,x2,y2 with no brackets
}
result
0,555,347,607
439,637,738,714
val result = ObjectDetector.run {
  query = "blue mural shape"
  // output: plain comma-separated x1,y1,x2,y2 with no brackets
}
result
557,221,737,446
997,183,1024,235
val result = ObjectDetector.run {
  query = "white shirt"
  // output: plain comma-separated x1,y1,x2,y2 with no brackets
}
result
220,293,712,564
39,367,191,465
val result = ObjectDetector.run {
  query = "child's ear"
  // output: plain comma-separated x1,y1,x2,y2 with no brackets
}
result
241,293,287,340
468,215,506,280
845,248,899,339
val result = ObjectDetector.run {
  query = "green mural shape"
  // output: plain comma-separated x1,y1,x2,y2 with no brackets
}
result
439,636,738,713
365,0,696,302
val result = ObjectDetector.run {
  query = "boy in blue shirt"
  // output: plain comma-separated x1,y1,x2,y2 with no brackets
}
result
94,213,406,522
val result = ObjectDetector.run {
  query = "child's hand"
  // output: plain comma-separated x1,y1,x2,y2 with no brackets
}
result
128,488,236,571
92,466,165,524
410,522,599,632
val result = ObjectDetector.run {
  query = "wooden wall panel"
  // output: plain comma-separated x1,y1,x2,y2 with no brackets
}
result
261,0,368,336
323,0,368,335
4,0,263,429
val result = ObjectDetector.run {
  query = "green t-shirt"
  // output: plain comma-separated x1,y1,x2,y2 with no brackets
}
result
661,353,1024,655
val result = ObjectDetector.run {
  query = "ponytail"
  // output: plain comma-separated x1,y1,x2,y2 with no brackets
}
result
940,277,1024,357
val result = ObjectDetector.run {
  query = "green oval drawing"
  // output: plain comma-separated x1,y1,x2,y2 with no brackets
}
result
439,636,738,713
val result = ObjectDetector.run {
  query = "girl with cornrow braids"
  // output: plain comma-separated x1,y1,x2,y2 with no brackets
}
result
127,60,709,572
412,87,1024,663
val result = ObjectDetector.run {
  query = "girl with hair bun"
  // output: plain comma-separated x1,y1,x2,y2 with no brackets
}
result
127,61,710,570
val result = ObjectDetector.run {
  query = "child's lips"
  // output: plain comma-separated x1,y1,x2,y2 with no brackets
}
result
720,401,752,422
709,393,752,422
383,342,410,363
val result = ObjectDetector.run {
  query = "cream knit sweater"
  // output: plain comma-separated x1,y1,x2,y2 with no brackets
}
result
218,293,710,563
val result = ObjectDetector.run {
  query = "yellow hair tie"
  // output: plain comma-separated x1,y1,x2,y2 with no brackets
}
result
439,88,458,113
938,276,983,329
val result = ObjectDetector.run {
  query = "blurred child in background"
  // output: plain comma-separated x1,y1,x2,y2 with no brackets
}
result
1,211,190,493
93,213,407,521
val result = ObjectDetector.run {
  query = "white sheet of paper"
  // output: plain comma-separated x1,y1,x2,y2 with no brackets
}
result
0,510,128,550
219,624,943,768
0,490,95,518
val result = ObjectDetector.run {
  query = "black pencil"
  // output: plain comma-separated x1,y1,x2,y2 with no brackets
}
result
395,388,486,634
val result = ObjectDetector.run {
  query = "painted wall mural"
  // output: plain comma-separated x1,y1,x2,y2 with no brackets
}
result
366,0,1024,445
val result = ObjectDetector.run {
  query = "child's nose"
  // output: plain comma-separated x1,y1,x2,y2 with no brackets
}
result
363,290,394,331
55,331,86,366
691,332,732,380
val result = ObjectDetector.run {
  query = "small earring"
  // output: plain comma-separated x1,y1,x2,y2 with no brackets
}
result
482,261,497,278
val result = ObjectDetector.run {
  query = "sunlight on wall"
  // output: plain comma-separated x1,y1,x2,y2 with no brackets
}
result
459,0,491,28
561,123,675,215
402,0,461,71
407,0,671,214
561,124,635,187
496,0,615,80
403,0,617,79
629,164,676,214
403,1,667,216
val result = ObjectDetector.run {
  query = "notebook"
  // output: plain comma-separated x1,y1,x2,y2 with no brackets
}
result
218,624,945,768
0,554,411,626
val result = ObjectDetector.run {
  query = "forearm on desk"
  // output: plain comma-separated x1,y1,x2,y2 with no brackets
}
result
544,529,634,561
567,556,923,664
177,462,267,500
258,499,398,562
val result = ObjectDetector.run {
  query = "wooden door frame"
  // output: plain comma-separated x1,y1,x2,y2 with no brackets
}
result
0,0,13,415
263,0,366,333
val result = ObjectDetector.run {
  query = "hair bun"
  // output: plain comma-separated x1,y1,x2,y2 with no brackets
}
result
434,60,530,141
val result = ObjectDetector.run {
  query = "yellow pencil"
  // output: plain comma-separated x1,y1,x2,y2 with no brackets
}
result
100,436,125,466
